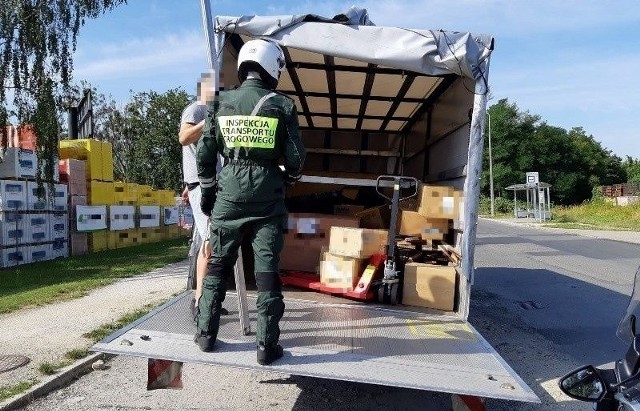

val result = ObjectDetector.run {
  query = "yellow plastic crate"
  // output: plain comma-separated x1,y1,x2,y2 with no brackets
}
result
158,190,176,206
59,139,103,181
87,181,115,205
88,231,108,252
114,229,138,248
102,141,114,182
137,185,155,205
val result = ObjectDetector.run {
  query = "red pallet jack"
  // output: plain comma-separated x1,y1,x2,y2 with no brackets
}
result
280,253,386,301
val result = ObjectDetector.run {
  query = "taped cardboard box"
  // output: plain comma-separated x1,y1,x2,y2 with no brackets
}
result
0,180,26,211
398,210,449,238
329,226,388,259
354,204,390,229
333,204,365,217
417,184,462,220
280,213,359,273
320,252,368,290
0,148,36,179
402,263,457,311
59,159,87,196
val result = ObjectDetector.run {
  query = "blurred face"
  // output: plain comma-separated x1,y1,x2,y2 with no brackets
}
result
199,76,215,103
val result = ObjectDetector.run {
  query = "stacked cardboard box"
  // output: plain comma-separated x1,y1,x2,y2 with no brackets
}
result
0,178,69,266
280,213,359,273
2,125,37,151
60,158,88,256
402,263,457,311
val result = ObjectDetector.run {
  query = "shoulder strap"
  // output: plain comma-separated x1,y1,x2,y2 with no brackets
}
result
250,92,277,116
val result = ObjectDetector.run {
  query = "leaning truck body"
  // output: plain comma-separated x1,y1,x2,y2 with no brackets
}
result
91,6,540,406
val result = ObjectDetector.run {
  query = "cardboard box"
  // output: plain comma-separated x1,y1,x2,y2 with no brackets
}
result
51,183,68,212
0,246,27,267
25,213,49,243
333,204,365,217
68,195,87,227
26,181,49,211
398,211,449,238
50,213,69,242
354,205,390,229
0,180,27,211
320,252,367,289
88,231,109,251
52,239,69,259
109,205,135,231
37,156,60,183
59,159,88,196
0,148,36,179
329,227,388,259
0,212,26,245
402,263,457,311
137,185,154,205
417,184,462,220
1,246,27,266
28,243,53,263
2,125,37,151
139,205,160,228
75,205,107,231
58,139,103,181
70,232,88,256
280,213,360,273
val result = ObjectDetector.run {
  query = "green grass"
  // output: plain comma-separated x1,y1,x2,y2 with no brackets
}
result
83,303,158,342
0,379,39,402
548,200,640,231
38,360,72,375
0,238,189,314
64,348,90,361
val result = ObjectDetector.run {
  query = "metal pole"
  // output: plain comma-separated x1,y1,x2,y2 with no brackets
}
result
199,0,251,336
487,112,495,217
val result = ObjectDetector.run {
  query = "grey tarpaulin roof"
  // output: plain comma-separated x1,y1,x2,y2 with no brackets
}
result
214,6,494,81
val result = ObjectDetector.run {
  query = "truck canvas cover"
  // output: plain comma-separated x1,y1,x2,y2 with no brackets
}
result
92,6,539,403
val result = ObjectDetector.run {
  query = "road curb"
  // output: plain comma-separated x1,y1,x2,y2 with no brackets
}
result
0,352,114,411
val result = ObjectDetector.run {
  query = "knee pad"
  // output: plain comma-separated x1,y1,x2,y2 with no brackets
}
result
206,261,233,279
255,271,282,293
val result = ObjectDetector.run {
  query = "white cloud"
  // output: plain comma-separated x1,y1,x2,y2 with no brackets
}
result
73,31,207,80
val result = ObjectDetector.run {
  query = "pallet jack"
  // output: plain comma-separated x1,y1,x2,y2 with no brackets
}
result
373,175,418,305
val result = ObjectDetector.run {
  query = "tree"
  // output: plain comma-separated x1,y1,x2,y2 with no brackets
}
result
1,0,127,182
123,88,192,190
482,99,627,205
623,156,640,184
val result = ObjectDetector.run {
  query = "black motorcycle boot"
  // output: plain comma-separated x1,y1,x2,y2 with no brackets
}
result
257,344,284,365
194,331,215,352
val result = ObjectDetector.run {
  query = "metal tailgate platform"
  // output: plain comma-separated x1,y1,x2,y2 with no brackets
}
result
91,291,538,403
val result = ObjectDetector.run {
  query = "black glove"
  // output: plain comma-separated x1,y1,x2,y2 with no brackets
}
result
200,193,215,217
284,173,301,187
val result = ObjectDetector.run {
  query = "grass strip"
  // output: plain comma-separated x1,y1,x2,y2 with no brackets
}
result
0,379,39,402
0,238,189,314
548,201,640,231
83,303,159,342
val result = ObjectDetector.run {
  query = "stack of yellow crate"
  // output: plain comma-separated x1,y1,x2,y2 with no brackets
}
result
59,139,114,252
59,138,181,252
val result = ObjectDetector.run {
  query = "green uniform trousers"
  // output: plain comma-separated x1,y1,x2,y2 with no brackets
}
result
197,198,287,347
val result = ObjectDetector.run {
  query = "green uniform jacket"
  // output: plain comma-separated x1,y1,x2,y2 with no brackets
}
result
196,79,306,203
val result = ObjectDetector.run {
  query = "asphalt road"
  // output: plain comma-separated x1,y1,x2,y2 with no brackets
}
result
20,219,640,411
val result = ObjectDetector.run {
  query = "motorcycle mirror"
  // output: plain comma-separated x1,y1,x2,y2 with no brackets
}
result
558,365,606,402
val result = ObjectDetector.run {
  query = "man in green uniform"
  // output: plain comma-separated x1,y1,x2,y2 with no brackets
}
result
195,39,306,365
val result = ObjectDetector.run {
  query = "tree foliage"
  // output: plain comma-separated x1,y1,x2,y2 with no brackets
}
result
122,89,191,191
483,99,627,205
62,85,191,191
1,0,127,182
623,157,640,184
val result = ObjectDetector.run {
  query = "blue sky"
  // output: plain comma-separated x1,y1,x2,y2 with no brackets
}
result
72,0,640,159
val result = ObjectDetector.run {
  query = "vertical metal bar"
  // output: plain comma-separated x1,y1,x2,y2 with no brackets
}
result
200,0,251,336
234,248,251,336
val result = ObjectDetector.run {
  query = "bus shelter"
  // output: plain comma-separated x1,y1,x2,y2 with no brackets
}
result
505,182,552,222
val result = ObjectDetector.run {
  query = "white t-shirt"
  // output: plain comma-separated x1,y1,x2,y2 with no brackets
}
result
180,101,207,184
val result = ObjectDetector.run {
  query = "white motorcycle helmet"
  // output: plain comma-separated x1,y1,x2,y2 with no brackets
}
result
237,39,286,89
